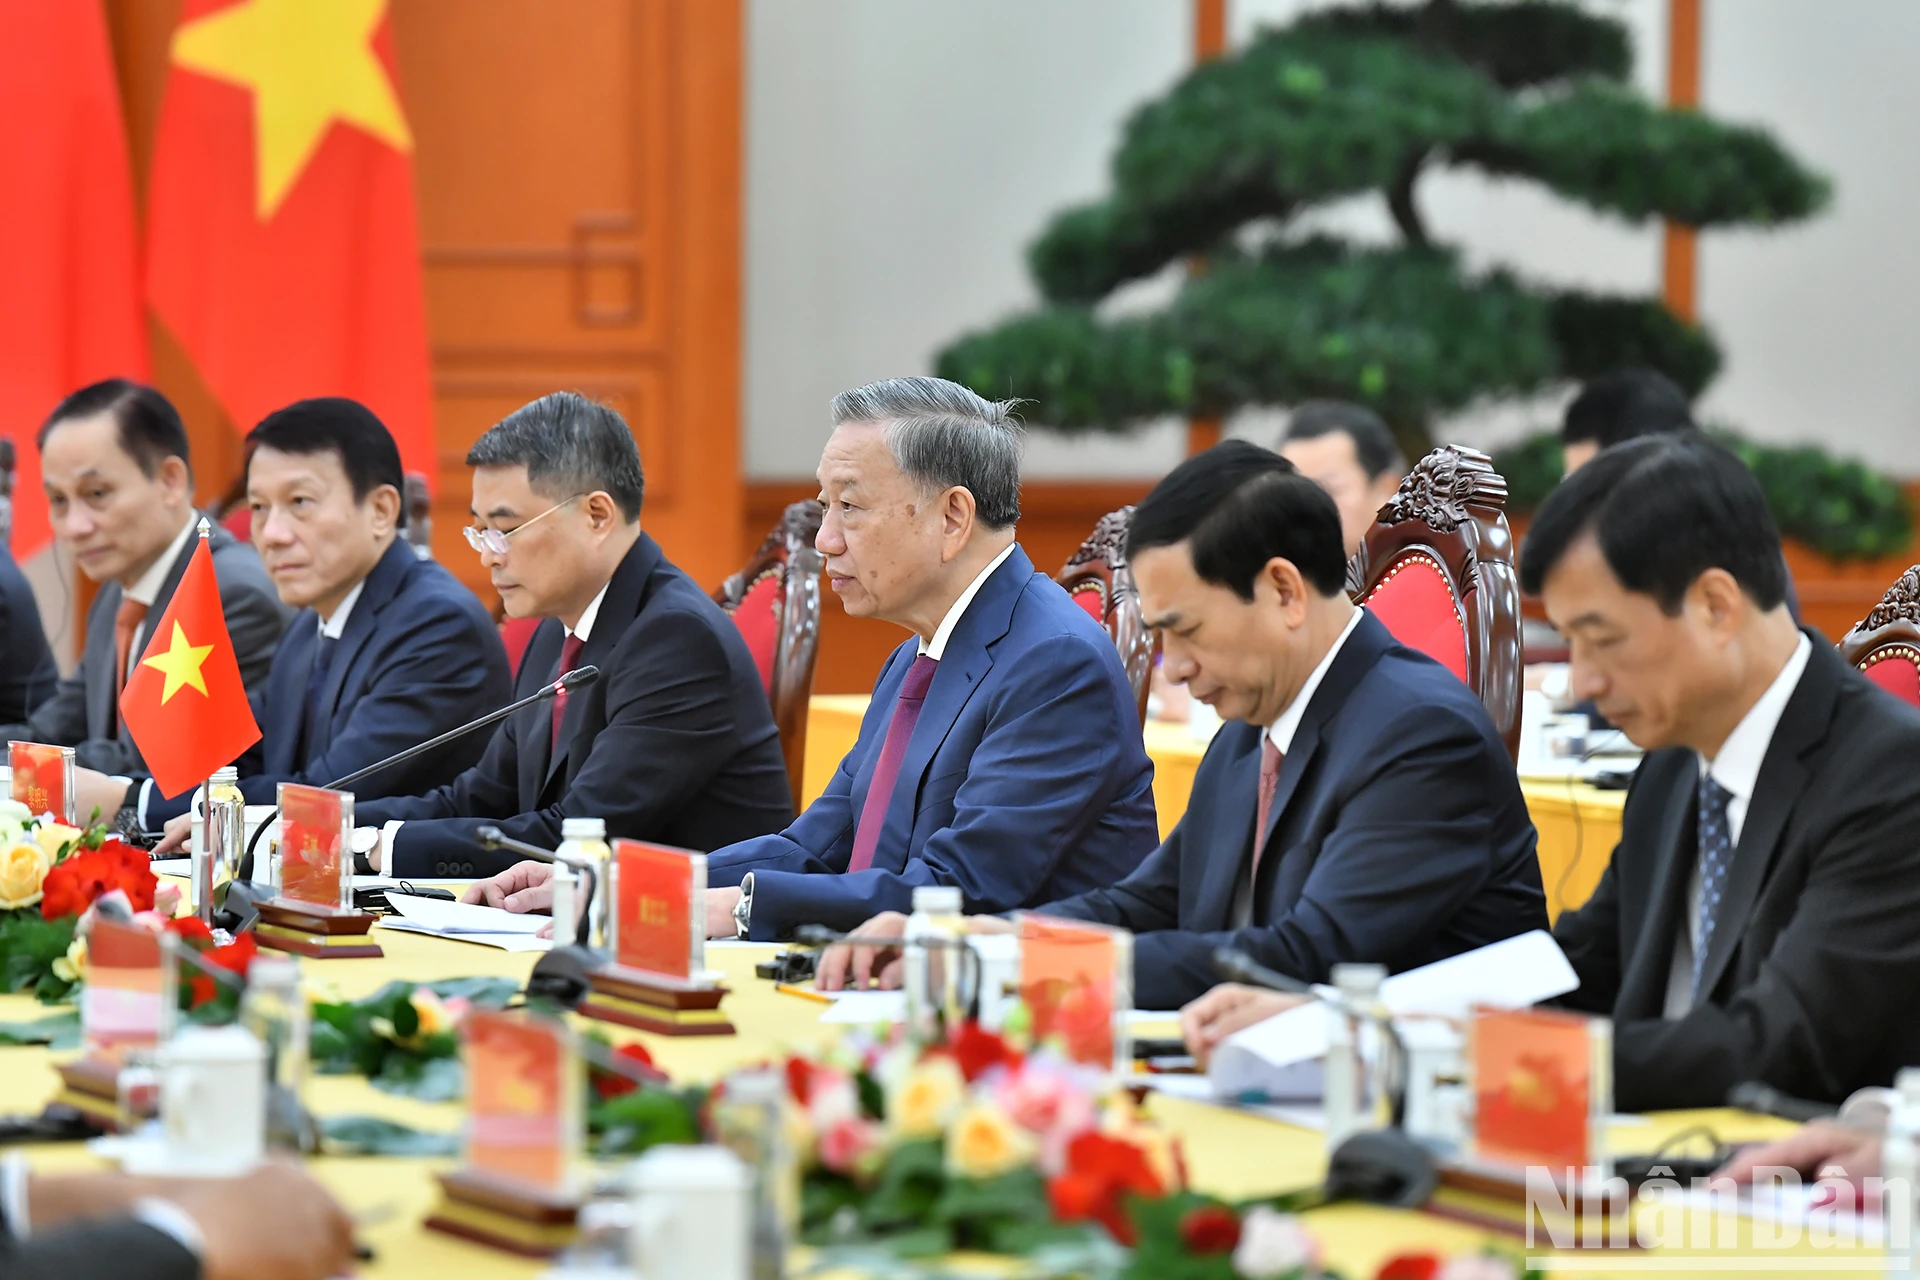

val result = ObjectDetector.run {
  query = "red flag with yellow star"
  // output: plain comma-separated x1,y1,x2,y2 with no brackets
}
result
144,0,433,478
119,528,262,799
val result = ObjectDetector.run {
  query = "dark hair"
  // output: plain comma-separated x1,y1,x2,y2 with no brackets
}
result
1127,439,1349,598
37,379,192,482
466,392,644,522
1519,434,1785,614
1561,368,1695,448
246,398,407,528
1283,401,1404,480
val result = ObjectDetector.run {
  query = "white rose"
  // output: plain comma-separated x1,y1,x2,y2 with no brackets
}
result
1231,1207,1319,1280
1438,1259,1519,1280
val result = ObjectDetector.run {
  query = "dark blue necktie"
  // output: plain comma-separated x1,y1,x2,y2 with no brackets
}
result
299,633,338,763
1693,773,1735,1001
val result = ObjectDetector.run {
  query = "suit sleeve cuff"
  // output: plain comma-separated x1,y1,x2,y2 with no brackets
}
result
131,1198,205,1262
380,821,405,877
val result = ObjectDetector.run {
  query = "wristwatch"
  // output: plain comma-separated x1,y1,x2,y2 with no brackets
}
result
734,873,754,939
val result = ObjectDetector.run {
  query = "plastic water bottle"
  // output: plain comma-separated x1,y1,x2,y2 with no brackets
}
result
548,863,579,950
240,955,314,1153
710,1068,794,1280
1324,962,1387,1151
1882,1067,1920,1275
556,817,610,949
205,767,245,886
903,885,966,1043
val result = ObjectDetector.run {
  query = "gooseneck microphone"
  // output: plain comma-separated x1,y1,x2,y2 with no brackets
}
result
475,825,606,1008
1212,946,1314,995
235,666,602,880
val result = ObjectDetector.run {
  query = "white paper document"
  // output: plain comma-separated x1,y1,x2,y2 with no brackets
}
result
374,893,553,951
376,918,552,952
819,990,908,1025
1208,929,1579,1101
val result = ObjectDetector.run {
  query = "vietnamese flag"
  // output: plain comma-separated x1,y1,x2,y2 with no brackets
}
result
144,0,433,481
119,526,262,799
0,0,150,558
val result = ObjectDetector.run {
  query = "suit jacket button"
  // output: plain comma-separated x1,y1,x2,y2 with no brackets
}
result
434,862,447,875
461,862,473,876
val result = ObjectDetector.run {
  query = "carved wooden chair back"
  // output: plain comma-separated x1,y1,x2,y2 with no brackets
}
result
1837,565,1920,708
1056,505,1155,724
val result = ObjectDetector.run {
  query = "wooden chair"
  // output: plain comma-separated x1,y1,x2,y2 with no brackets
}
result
1056,506,1154,724
1837,565,1920,708
1346,444,1523,758
713,500,826,811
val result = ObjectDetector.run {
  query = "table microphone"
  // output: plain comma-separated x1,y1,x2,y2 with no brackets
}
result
235,666,602,881
1212,947,1314,995
474,824,605,1008
1727,1081,1836,1124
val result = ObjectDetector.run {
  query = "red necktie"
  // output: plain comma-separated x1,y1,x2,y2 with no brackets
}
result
847,654,938,873
1249,736,1284,887
551,633,586,754
113,598,148,698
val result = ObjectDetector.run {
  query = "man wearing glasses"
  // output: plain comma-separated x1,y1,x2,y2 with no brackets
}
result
352,391,795,878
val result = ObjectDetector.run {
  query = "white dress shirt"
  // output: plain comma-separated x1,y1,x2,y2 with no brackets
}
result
569,581,610,643
123,513,199,662
318,578,366,641
918,542,1017,660
1662,633,1812,1017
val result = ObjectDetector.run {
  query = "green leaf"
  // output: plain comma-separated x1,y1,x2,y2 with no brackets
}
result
320,1115,461,1157
587,1086,705,1157
0,1011,81,1048
371,1055,465,1102
423,976,521,1008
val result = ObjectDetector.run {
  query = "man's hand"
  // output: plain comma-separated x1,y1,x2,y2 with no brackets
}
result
705,885,743,939
461,860,554,912
817,911,907,991
164,1160,356,1280
71,768,131,826
1717,1120,1882,1183
1179,983,1307,1067
153,813,193,856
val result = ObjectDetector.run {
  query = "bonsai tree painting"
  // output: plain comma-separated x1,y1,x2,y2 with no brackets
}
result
934,0,1829,459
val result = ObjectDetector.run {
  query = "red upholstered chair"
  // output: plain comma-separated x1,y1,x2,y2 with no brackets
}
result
499,616,543,679
713,500,826,811
1056,506,1154,724
1837,566,1920,708
1347,444,1523,758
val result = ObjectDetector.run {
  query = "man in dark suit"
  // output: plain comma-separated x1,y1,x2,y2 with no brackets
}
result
462,376,1159,938
1528,435,1920,1111
1,381,287,802
0,440,60,722
824,440,1545,1011
354,391,793,878
138,399,511,844
0,1158,354,1280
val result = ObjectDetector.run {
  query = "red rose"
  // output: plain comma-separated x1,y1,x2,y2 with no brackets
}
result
1046,1132,1162,1246
1178,1205,1242,1254
167,917,216,946
596,1043,665,1099
206,933,257,975
39,844,157,919
1377,1253,1443,1280
785,1055,816,1105
947,1021,1023,1083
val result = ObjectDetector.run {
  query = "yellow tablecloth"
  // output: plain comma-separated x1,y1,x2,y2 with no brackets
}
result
807,696,1626,919
2,924,1867,1277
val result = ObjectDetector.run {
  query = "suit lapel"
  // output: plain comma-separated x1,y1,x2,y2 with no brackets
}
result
542,535,661,791
267,622,318,774
310,542,414,757
880,549,1032,850
85,586,122,740
1692,636,1838,1002
1189,726,1265,928
1617,766,1699,1014
517,622,563,805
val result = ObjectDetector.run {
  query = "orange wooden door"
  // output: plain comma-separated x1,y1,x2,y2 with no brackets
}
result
392,0,744,603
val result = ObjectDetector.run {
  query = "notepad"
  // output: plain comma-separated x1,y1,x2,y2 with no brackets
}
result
384,893,551,934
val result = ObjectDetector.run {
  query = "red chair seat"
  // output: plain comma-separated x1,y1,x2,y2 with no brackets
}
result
499,616,543,679
726,566,784,698
1863,650,1920,708
1360,552,1470,686
1069,582,1107,625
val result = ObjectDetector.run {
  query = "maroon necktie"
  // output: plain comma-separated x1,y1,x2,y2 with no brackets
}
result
1248,737,1284,887
847,654,938,873
551,633,586,753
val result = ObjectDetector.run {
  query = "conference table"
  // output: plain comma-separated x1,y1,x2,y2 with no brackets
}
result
3,925,1861,1278
805,696,1627,922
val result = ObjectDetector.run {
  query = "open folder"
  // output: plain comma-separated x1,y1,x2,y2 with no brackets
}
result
1206,929,1579,1101
375,893,553,952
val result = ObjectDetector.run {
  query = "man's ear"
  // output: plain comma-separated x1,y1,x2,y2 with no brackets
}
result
1692,567,1749,638
1261,557,1313,622
940,486,978,561
366,484,402,538
583,490,623,533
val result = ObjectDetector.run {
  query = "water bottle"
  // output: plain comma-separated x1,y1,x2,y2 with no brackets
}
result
205,767,245,888
239,955,314,1153
549,862,579,949
1883,1067,1920,1275
902,885,966,1043
556,817,611,949
1324,962,1387,1150
709,1068,794,1280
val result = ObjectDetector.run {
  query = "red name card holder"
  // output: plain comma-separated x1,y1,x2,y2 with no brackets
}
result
1424,1005,1630,1248
425,1009,583,1257
578,839,733,1037
54,919,166,1131
9,741,76,823
1016,915,1134,1077
253,783,381,960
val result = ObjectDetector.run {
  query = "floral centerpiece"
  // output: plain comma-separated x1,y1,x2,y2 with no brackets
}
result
0,801,163,1003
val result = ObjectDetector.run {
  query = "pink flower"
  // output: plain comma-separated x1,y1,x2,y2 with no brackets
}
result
153,882,182,917
807,1069,861,1130
817,1118,883,1175
997,1061,1098,1175
1231,1207,1318,1279
131,910,171,934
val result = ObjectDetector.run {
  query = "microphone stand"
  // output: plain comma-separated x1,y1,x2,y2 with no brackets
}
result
233,667,602,883
474,825,605,1008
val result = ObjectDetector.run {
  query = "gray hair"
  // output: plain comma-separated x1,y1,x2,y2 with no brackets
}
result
829,377,1025,529
467,391,645,522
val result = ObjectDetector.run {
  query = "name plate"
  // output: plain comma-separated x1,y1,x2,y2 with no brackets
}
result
1017,915,1133,1075
464,1009,579,1196
275,782,353,913
1469,1004,1613,1178
608,839,705,985
8,741,75,823
81,918,164,1056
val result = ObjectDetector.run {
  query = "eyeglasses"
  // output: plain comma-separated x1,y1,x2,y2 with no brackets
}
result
463,494,585,557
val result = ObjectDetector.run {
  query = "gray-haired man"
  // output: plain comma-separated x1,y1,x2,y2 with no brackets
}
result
465,376,1160,940
354,391,794,879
